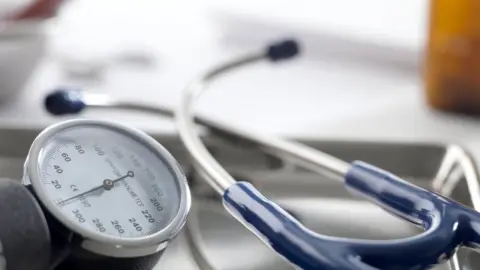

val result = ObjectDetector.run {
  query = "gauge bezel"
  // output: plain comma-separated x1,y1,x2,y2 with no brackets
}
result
26,119,190,247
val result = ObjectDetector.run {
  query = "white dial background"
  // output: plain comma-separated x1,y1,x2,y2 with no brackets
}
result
35,125,180,239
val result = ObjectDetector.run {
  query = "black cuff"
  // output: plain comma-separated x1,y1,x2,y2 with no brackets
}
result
55,247,164,270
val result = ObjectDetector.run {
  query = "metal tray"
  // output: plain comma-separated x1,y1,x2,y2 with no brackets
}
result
0,126,478,270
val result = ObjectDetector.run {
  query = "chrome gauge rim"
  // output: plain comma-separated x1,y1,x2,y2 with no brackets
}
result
26,119,190,247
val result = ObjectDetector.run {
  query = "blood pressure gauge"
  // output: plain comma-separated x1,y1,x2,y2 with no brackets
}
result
22,119,190,269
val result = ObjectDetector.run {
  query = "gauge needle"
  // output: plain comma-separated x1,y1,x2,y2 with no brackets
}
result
58,171,135,205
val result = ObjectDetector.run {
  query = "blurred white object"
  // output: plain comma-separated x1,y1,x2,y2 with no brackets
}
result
208,0,429,73
56,48,157,85
0,0,66,102
111,48,157,68
57,54,107,83
0,20,47,101
0,0,35,20
208,0,428,48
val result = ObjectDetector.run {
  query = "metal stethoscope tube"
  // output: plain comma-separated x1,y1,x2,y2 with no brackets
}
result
175,48,348,194
45,39,480,270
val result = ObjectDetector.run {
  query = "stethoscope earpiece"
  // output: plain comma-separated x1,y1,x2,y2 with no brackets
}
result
45,89,85,116
266,39,300,61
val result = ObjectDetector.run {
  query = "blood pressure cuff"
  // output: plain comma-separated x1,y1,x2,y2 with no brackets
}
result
0,179,51,270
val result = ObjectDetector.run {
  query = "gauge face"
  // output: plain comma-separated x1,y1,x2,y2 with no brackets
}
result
32,124,181,240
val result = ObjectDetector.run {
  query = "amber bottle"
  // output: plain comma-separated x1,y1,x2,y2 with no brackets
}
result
425,0,480,115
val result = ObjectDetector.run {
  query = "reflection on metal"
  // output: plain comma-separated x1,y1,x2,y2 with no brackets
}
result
185,200,216,270
431,145,480,270
433,145,480,210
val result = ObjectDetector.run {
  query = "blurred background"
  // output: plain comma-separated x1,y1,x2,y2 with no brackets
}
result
4,1,480,269
3,0,479,144
0,0,448,141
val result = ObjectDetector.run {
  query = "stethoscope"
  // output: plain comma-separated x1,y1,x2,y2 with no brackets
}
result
44,39,480,270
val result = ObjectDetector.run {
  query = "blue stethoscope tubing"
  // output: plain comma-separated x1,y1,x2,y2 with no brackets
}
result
45,39,480,269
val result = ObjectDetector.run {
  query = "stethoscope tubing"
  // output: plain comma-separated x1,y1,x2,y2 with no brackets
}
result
172,40,480,269
45,39,480,270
